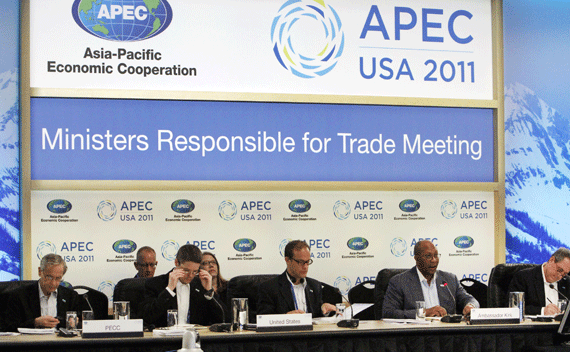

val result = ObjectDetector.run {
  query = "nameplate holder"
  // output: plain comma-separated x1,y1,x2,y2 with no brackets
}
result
82,319,144,338
470,308,520,325
256,313,313,332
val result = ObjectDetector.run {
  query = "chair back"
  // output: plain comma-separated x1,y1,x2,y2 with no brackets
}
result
227,274,277,323
347,280,375,320
374,268,407,319
74,285,110,320
460,278,488,308
0,280,35,331
487,263,538,308
112,278,147,319
321,282,342,305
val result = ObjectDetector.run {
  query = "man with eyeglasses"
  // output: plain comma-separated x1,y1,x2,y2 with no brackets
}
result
141,244,225,327
508,247,570,315
257,240,337,316
134,246,157,278
382,240,478,319
4,253,84,331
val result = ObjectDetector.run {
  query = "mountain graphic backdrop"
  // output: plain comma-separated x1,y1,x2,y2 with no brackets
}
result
0,68,20,280
505,82,570,264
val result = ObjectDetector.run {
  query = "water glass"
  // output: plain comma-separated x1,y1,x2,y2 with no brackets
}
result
415,301,426,320
167,309,178,327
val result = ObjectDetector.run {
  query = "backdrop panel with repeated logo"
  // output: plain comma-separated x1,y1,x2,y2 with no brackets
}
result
31,190,494,302
30,0,493,100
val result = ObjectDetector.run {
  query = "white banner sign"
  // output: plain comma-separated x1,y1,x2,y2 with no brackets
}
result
30,0,493,100
31,190,494,303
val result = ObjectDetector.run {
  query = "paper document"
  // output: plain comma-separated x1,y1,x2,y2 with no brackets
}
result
383,318,431,325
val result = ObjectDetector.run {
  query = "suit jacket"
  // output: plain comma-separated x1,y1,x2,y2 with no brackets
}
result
257,271,325,317
4,281,81,332
141,271,225,327
508,265,570,315
382,267,479,319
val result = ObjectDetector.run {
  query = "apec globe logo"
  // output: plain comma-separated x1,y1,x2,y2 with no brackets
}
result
113,239,137,254
233,239,257,253
399,199,420,213
347,237,369,251
271,0,344,78
289,199,311,213
454,236,474,249
47,199,72,214
171,199,195,214
72,0,173,42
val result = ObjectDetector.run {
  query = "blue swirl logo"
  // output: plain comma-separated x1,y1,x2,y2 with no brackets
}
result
47,199,72,214
399,199,420,213
271,0,344,78
289,199,311,213
390,238,407,257
347,237,369,251
279,238,293,257
113,239,137,254
72,0,173,42
98,281,114,302
441,200,458,219
97,200,117,221
171,199,195,214
233,238,257,253
333,200,351,220
334,276,351,296
161,240,180,261
36,241,58,260
454,236,474,249
218,200,237,221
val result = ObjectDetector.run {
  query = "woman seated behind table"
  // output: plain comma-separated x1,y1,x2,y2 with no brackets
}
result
200,252,228,309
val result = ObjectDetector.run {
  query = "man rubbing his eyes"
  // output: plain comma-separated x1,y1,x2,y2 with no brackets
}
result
257,240,337,316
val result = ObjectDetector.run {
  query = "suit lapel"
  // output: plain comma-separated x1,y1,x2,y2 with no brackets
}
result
534,266,547,306
31,283,42,318
305,283,315,314
278,273,296,312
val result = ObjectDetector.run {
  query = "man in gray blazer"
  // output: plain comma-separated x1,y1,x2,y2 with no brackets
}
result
382,240,479,319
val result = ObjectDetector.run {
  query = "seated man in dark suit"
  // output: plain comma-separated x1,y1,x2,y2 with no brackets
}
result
508,247,570,315
4,253,84,331
141,244,225,327
134,246,157,278
382,240,479,319
257,240,337,317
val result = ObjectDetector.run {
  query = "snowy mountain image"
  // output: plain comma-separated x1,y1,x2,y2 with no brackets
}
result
505,82,570,264
0,68,20,280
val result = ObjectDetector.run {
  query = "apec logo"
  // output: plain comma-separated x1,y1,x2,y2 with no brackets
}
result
333,200,351,220
271,0,344,78
347,237,369,251
161,240,180,261
112,239,137,254
97,200,117,221
441,200,458,219
36,241,58,260
454,236,474,249
171,199,195,214
47,199,72,214
399,199,420,212
289,199,311,213
233,238,257,253
334,276,351,296
72,0,173,42
219,200,237,221
390,238,407,257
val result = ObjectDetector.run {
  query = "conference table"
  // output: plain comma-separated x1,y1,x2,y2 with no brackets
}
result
0,319,565,352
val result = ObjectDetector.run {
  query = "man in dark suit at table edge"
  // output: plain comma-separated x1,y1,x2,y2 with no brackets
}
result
382,240,479,319
141,244,225,327
4,253,85,332
508,247,570,315
257,240,337,317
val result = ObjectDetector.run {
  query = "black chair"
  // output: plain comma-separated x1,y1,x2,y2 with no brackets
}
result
0,280,35,331
73,285,110,320
374,268,407,319
460,278,488,308
321,282,342,306
347,280,375,320
226,274,277,323
112,278,147,320
487,263,538,308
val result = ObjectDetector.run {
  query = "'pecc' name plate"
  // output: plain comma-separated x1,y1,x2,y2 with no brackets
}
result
470,308,520,325
82,319,144,338
256,313,313,332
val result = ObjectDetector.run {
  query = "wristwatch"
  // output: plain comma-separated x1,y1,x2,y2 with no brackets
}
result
204,288,215,299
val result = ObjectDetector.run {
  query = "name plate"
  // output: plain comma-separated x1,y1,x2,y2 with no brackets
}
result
82,319,144,338
256,313,313,332
470,308,520,325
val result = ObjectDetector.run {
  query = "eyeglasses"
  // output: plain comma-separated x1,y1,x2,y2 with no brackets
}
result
291,258,313,266
421,253,441,261
136,262,157,268
44,275,63,282
181,269,200,276
201,261,217,267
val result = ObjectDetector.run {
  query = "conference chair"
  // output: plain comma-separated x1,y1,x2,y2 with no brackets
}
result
460,277,488,308
73,285,110,320
227,274,278,323
0,280,35,331
321,281,342,306
347,280,376,320
487,263,537,308
374,268,407,319
112,277,147,319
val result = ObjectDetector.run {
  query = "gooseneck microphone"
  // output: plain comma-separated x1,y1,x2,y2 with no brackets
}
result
334,288,359,328
549,283,570,302
440,281,457,312
84,294,94,312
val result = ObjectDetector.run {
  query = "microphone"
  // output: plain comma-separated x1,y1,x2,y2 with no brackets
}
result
440,281,457,312
549,283,569,302
440,281,462,323
334,287,359,328
84,294,94,312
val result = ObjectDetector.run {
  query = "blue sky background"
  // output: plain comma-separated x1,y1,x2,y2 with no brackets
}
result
504,0,570,117
0,1,19,73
